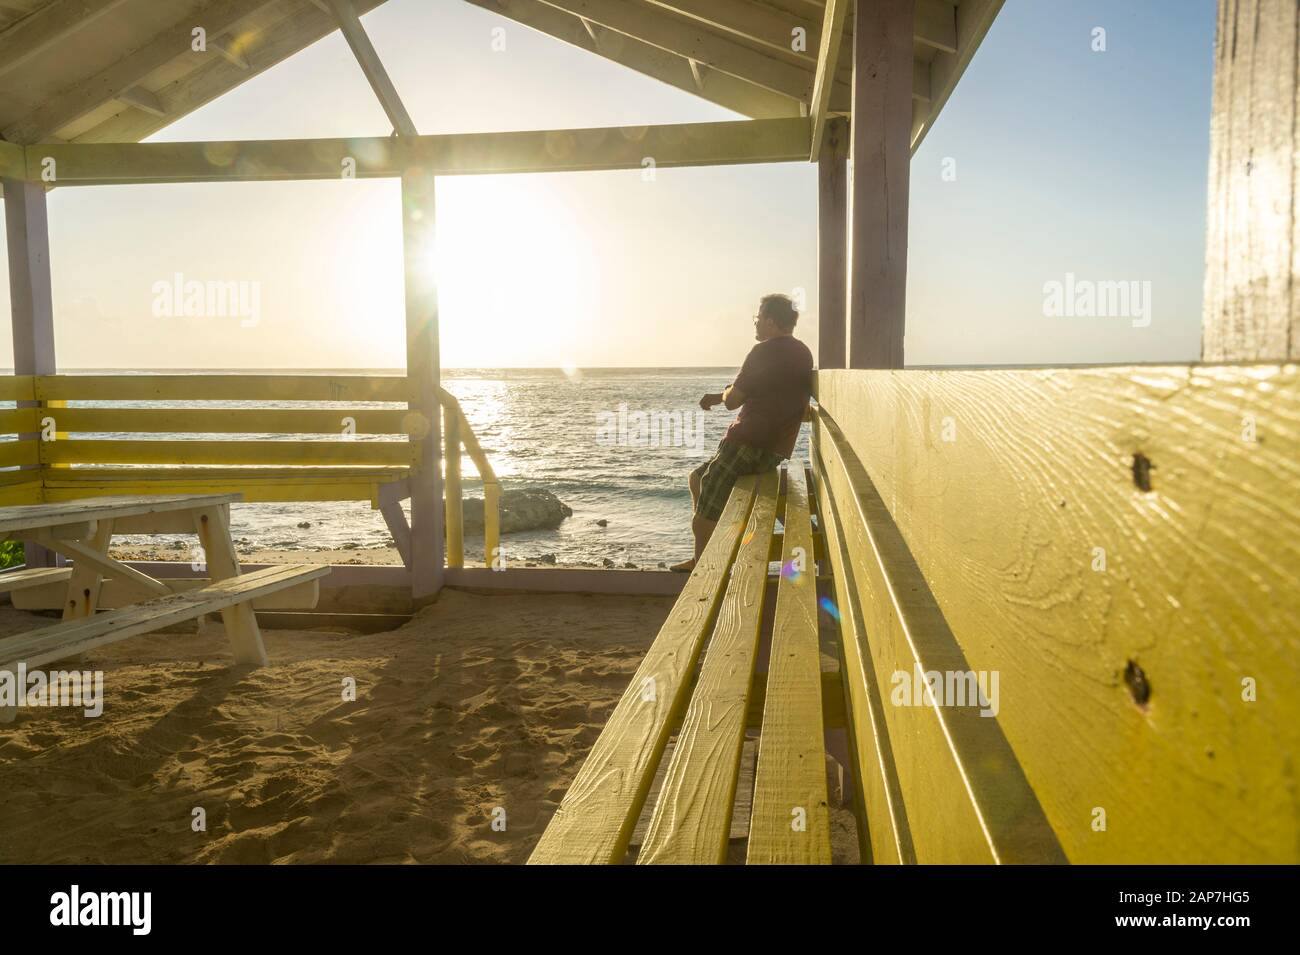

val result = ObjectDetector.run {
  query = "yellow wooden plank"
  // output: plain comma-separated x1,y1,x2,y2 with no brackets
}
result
32,374,408,403
0,376,35,402
38,467,405,504
638,469,780,865
41,481,378,504
0,440,39,468
747,465,833,864
39,439,413,467
528,478,759,864
41,466,407,483
0,481,43,506
809,440,911,865
816,364,1300,863
0,408,40,434
817,408,1065,864
48,407,411,435
745,669,845,730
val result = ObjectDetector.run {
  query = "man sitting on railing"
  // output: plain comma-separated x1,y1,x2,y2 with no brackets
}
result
671,293,813,573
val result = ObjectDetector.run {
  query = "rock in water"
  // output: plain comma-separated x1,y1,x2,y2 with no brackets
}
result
460,488,573,534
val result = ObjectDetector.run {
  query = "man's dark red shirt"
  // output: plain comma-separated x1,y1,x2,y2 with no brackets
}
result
724,335,813,459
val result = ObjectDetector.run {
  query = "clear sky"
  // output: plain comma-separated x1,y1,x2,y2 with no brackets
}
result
0,0,1218,370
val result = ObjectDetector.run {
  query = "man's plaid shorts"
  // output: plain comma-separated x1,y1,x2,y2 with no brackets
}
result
691,439,784,521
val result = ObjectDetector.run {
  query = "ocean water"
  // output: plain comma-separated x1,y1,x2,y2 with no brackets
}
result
36,369,812,567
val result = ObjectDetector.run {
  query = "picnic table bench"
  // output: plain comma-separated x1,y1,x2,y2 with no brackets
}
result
0,493,328,721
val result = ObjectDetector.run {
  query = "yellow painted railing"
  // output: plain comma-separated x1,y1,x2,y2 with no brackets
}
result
0,374,501,570
438,388,500,570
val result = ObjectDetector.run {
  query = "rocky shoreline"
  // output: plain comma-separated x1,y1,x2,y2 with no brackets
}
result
105,487,682,570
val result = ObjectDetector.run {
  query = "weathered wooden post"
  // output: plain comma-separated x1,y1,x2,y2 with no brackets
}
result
1203,0,1300,361
847,0,914,370
401,167,445,601
443,402,463,569
3,175,58,567
818,117,848,370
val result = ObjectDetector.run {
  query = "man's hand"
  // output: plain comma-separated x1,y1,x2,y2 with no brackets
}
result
699,392,724,411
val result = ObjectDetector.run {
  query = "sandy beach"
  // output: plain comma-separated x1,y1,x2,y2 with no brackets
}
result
0,589,856,864
105,543,671,571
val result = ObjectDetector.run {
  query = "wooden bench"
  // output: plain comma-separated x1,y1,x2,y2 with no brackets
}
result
529,463,835,864
531,428,1073,865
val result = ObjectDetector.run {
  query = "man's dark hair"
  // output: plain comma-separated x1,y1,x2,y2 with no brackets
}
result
759,293,799,331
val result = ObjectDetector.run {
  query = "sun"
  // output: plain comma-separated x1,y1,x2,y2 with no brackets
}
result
432,174,600,368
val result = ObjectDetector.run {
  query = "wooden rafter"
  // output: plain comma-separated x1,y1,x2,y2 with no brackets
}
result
911,0,1003,153
534,0,823,101
2,0,286,144
462,0,802,118
65,0,390,145
808,0,848,160
643,0,821,58
324,0,417,135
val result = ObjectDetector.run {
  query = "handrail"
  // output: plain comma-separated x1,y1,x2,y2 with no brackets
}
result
437,388,500,570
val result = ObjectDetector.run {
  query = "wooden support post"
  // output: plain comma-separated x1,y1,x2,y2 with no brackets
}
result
376,481,412,569
401,168,445,601
61,519,114,620
443,403,464,569
193,505,267,667
4,178,58,566
847,0,914,370
1203,0,1300,360
818,117,848,370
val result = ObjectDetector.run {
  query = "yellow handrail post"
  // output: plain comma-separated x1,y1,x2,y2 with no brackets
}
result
483,477,501,570
444,402,464,569
437,389,502,571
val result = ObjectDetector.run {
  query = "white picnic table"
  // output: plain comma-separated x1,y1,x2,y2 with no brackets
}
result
0,495,329,722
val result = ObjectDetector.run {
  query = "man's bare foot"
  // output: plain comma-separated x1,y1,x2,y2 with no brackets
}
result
669,558,696,573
